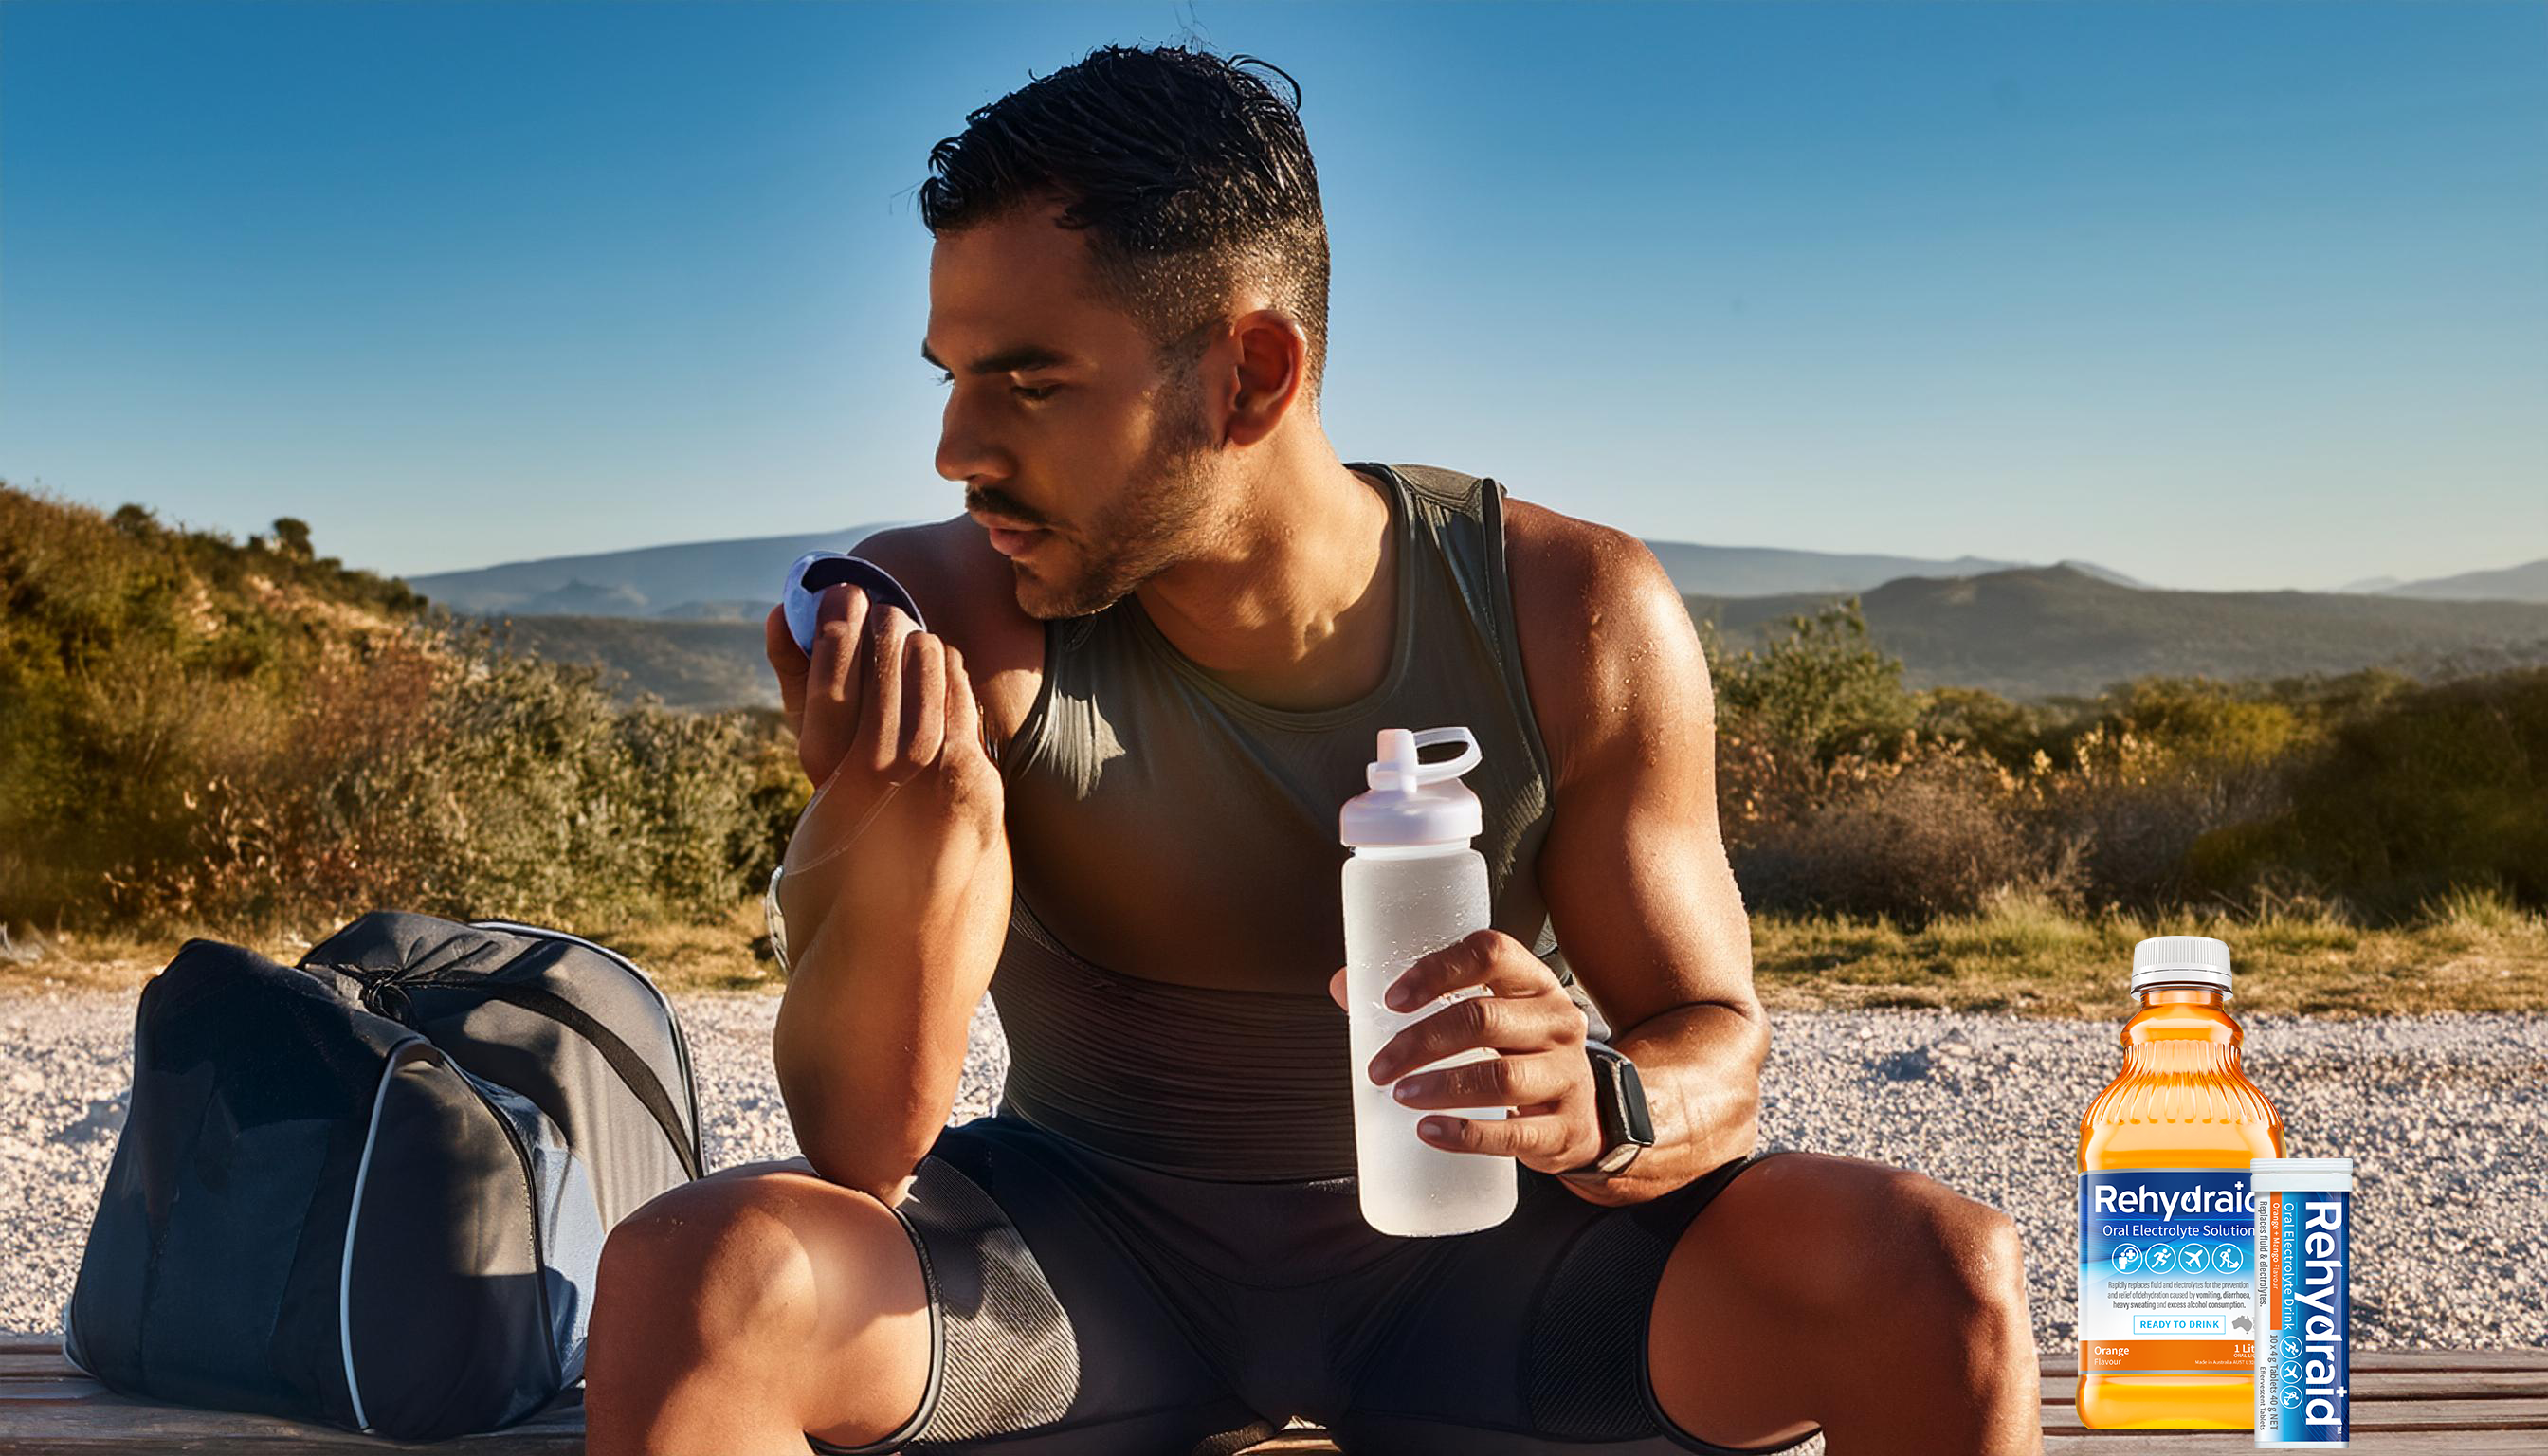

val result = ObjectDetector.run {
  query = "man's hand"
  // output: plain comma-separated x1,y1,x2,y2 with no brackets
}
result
762,584,1003,963
1326,928,1603,1176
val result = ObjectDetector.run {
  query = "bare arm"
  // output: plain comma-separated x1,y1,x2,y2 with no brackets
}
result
761,573,1009,1206
1340,512,1765,1208
1527,521,1767,1206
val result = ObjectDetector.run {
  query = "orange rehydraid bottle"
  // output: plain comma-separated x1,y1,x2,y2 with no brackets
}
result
2077,936,2284,1429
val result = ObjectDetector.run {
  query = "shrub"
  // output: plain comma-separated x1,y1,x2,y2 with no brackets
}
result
1711,599,1917,762
2191,668,2548,915
1732,744,2077,920
0,484,805,939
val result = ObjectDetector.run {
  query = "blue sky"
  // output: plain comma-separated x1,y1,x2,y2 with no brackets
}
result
4,0,2542,590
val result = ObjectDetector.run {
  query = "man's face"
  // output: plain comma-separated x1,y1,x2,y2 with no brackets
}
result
926,203,1226,620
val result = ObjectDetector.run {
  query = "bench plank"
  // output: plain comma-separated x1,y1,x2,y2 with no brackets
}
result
5,1338,2539,1453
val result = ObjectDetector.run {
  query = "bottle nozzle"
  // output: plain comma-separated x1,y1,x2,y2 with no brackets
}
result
1366,725,1481,792
1342,725,1485,846
1371,728,1421,791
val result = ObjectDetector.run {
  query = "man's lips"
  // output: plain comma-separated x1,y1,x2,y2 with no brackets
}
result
974,516,1049,557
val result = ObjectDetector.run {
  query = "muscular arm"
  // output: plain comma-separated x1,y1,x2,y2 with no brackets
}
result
765,524,1016,1206
1514,508,1768,1207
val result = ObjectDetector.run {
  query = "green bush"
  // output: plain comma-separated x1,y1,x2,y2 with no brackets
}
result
2191,669,2548,915
0,484,804,938
1712,598,2548,923
1710,599,1916,761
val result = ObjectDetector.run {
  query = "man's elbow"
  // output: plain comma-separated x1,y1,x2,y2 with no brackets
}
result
796,1136,927,1207
771,1046,945,1206
783,1105,937,1205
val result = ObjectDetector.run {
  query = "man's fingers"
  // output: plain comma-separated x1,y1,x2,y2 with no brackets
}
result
1414,1109,1579,1163
944,642,987,762
851,601,919,774
764,605,810,730
1367,990,1584,1085
1388,1049,1575,1111
1328,966,1348,1010
1384,929,1553,1010
899,631,948,777
801,585,873,781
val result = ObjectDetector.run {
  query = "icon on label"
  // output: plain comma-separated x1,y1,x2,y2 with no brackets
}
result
2146,1244,2177,1273
2215,1242,2245,1274
2283,1360,2300,1383
2112,1244,2143,1274
2283,1389,2301,1410
2180,1242,2211,1273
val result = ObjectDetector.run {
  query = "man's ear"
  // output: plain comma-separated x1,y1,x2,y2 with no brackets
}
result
1222,306,1311,447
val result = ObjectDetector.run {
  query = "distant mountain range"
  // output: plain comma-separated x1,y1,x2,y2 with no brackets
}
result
413,521,2151,619
1640,542,2147,596
1691,566,2548,699
410,522,919,620
2339,559,2548,604
425,571,2548,714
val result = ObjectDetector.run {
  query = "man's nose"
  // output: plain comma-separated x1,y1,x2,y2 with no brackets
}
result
935,393,1008,485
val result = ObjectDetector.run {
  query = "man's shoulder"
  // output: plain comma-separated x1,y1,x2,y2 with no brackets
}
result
1497,492,1709,789
1498,493,1672,600
846,517,1046,738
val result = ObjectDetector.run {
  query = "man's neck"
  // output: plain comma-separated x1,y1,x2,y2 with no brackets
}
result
1130,441,1395,713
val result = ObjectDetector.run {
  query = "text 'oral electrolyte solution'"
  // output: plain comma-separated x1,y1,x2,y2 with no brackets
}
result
2078,937,2285,1429
2253,1157,2354,1448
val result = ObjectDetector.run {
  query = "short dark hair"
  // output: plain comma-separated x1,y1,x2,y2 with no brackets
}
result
919,45,1331,409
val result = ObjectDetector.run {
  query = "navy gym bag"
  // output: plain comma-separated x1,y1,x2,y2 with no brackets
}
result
63,910,702,1439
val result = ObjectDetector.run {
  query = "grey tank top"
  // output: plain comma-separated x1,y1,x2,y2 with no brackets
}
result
989,462,1595,1180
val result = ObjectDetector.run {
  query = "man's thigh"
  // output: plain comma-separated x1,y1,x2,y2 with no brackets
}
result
1642,1151,2032,1455
1325,1150,1823,1456
809,1115,1273,1456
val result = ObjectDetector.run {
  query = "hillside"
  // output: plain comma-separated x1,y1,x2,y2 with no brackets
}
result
2375,558,2548,605
490,562,2548,711
0,483,800,935
410,516,2144,613
410,522,917,616
1691,566,2548,698
479,615,776,711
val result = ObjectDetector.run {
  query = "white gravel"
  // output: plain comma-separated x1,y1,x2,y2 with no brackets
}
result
4,988,2540,1353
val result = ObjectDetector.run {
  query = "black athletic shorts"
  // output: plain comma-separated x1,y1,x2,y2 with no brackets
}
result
809,1109,1818,1456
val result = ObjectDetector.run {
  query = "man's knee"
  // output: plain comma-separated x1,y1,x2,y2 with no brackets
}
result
1888,1175,2029,1331
594,1160,905,1351
1718,1156,2029,1333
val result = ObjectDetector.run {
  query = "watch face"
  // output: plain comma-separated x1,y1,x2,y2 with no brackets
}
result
1617,1058,1655,1146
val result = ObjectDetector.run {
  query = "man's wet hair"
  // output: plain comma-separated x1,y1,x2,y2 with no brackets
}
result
919,45,1331,410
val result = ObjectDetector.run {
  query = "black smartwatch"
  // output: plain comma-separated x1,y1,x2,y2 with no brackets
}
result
1565,1038,1656,1177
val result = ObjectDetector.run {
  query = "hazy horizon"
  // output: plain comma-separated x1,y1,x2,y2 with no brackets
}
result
5,1,2542,591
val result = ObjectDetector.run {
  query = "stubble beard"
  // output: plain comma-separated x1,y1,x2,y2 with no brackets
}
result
1015,370,1222,621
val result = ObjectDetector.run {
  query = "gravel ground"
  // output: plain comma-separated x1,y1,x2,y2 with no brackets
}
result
4,988,2541,1353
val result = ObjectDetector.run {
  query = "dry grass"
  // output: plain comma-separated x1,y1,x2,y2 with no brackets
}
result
0,898,786,997
1751,887,2548,1017
15,892,2544,1018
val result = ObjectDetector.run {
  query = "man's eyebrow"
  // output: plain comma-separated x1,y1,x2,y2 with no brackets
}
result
920,341,1076,375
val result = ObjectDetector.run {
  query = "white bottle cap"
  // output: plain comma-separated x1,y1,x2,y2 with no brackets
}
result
2131,935,2232,993
1339,726,1484,846
2251,1157,2354,1192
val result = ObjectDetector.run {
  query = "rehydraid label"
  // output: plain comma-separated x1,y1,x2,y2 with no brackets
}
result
2077,1171,2260,1374
2256,1191,2350,1444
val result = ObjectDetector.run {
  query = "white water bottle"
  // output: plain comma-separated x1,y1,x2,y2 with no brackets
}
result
1339,725,1517,1236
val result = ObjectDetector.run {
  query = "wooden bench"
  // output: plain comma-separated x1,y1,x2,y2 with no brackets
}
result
4,1337,2540,1452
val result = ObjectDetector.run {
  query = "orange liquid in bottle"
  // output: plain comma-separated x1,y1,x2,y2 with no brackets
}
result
2077,983,2284,1429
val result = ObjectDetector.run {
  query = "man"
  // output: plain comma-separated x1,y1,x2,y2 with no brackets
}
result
586,45,2039,1456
